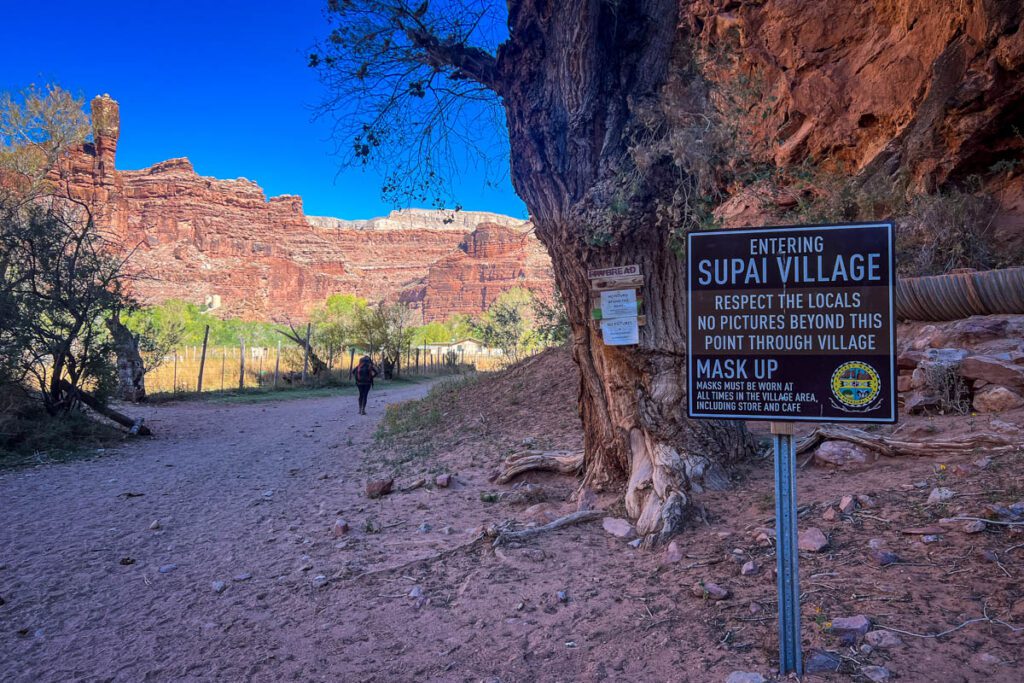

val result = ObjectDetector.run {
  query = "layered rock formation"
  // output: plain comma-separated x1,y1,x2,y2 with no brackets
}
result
688,0,1024,251
63,95,552,322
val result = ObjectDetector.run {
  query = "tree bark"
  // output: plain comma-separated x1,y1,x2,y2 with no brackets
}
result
107,313,147,402
498,0,755,542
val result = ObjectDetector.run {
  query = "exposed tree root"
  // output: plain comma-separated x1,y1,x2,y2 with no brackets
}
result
796,425,1017,458
490,510,603,547
349,533,486,581
493,449,584,484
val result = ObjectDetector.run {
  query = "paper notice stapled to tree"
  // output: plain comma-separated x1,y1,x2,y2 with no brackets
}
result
601,316,639,345
599,289,637,319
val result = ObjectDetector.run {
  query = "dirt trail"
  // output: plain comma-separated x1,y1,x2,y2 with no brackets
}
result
0,382,432,682
2,366,1023,683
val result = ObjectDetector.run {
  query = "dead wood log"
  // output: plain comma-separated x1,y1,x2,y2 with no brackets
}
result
795,425,1016,458
493,449,584,484
491,510,603,547
60,380,151,436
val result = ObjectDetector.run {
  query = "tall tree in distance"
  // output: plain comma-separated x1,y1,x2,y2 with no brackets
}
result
353,302,415,378
312,0,754,542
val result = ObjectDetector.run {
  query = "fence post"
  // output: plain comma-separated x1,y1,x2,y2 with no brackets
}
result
196,325,210,393
348,347,355,379
274,340,281,389
239,339,246,390
415,348,420,375
301,322,311,384
172,352,178,393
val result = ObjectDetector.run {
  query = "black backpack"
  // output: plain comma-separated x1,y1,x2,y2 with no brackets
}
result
355,363,373,383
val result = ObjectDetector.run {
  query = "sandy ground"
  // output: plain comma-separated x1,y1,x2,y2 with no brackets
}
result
0,382,435,682
2,354,1023,683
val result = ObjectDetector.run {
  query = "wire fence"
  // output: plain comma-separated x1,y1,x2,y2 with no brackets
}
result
143,342,508,395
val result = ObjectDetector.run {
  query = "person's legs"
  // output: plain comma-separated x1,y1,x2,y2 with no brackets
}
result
358,384,370,414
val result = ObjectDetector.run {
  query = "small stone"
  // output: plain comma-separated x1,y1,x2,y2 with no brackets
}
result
298,556,313,571
913,481,928,489
748,601,763,614
332,519,350,537
434,474,452,488
859,644,873,655
440,526,454,535
725,672,766,683
149,520,161,530
868,538,886,549
755,531,773,546
870,549,901,566
973,457,992,470
830,614,871,639
262,490,274,498
798,527,828,552
692,581,730,600
979,549,999,562
627,538,642,548
212,580,227,594
856,494,877,508
408,585,423,599
556,590,569,603
233,572,252,581
365,478,394,499
805,650,842,673
973,385,1024,413
865,630,903,648
975,652,1002,666
922,534,941,544
822,506,838,521
839,495,857,514
740,560,759,576
927,487,955,504
813,441,874,468
860,665,891,682
602,517,637,539
158,564,177,574
663,541,684,563
963,520,987,533
418,523,432,533
312,575,328,589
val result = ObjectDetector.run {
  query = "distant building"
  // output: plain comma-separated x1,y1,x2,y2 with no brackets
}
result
423,338,502,357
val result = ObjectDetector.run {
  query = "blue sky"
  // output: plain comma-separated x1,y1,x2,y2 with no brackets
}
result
1,1,526,220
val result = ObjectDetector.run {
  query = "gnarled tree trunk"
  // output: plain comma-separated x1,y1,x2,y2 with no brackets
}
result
107,314,147,402
498,0,755,542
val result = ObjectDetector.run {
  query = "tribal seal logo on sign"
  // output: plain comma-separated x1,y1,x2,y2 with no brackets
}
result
831,361,881,409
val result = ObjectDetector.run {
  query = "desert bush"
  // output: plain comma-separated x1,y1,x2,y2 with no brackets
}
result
897,190,1000,277
922,362,972,415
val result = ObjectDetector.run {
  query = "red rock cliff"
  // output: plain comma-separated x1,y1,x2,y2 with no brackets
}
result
66,96,553,322
686,0,1024,250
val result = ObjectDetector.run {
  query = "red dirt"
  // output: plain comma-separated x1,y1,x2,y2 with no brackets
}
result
1,352,1022,682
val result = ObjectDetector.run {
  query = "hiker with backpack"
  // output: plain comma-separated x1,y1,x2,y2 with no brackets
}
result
351,355,378,415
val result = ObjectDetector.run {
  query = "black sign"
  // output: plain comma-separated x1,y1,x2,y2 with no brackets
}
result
687,222,896,423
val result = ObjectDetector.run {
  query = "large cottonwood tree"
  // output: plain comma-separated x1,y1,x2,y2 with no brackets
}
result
313,0,754,542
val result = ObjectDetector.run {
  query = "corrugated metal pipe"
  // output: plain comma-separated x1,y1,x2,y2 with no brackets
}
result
896,267,1024,321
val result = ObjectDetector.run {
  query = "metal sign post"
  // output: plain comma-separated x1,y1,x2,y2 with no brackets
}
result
685,222,897,676
771,421,802,675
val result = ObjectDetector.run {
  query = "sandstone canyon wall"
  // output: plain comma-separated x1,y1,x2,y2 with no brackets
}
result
685,0,1024,255
64,95,553,323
